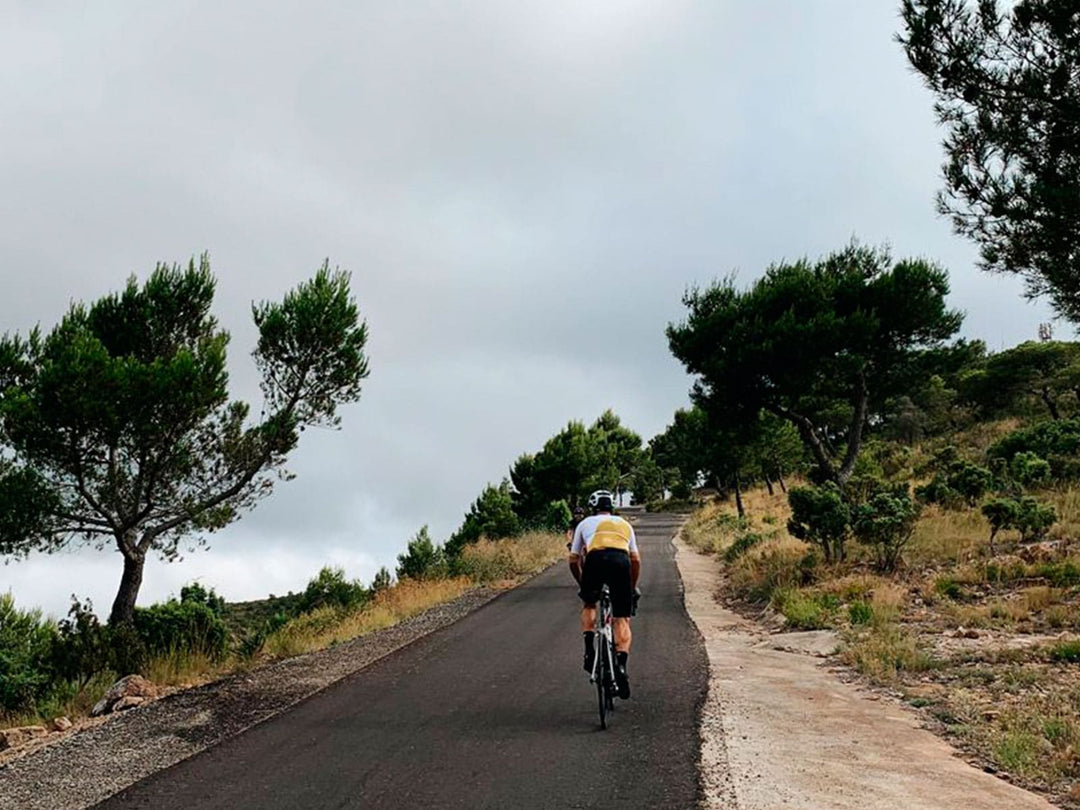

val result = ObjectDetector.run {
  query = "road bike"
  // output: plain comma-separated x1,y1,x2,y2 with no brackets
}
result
589,584,617,729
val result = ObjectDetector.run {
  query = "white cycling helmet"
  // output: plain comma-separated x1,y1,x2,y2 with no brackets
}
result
587,489,615,511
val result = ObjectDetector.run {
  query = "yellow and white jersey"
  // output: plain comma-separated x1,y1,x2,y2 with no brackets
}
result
570,514,639,556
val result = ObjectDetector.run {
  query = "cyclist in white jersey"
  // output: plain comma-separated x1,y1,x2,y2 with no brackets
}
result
569,489,641,698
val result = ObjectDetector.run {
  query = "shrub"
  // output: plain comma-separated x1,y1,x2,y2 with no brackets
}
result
538,500,572,533
773,588,838,630
723,532,765,563
0,593,59,714
180,582,226,615
982,497,1022,550
1010,452,1051,488
133,597,228,660
1036,560,1080,587
1015,496,1056,542
728,540,818,603
851,487,921,572
983,495,1057,547
915,475,960,508
787,484,850,562
948,461,994,505
841,625,935,681
371,567,393,593
396,526,448,581
299,567,369,613
848,600,874,625
988,419,1080,480
1049,639,1080,663
51,597,111,689
934,576,964,601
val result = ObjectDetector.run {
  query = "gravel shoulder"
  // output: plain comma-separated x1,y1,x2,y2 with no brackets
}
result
0,586,503,810
674,534,1057,810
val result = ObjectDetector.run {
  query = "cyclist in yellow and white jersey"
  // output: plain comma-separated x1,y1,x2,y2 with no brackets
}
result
569,489,641,699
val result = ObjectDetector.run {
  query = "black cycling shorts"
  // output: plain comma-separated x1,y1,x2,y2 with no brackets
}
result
579,548,633,618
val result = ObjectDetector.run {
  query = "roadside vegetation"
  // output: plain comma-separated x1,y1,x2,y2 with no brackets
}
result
676,405,1080,804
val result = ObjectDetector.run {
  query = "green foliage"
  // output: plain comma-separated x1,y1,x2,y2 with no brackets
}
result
51,598,111,689
787,484,850,562
723,532,765,563
509,411,643,524
934,576,964,601
446,479,521,556
667,242,962,486
773,588,840,630
1009,452,1052,488
133,594,228,660
1015,497,1057,543
1049,639,1080,664
848,600,874,626
915,475,961,509
538,500,572,533
180,582,226,615
989,419,1080,481
628,452,665,505
298,567,369,614
371,567,393,593
982,497,1021,548
916,451,993,508
982,496,1058,546
961,342,1080,420
900,1,1080,321
0,257,370,624
851,487,922,572
396,526,447,581
0,592,60,713
947,460,994,505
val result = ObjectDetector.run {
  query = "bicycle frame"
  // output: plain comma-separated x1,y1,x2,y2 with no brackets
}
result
590,584,616,727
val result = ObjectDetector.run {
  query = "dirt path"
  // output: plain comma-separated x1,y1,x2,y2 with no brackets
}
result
674,535,1057,810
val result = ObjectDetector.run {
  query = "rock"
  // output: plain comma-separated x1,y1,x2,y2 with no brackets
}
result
0,725,48,751
112,696,145,712
52,716,72,732
961,628,980,639
91,674,159,717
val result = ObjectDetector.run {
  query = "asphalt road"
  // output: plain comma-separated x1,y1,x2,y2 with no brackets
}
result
97,512,707,810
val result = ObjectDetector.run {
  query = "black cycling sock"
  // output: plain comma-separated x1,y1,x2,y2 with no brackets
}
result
616,651,628,668
583,631,595,653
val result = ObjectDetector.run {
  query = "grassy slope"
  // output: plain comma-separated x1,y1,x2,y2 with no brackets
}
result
685,475,1080,807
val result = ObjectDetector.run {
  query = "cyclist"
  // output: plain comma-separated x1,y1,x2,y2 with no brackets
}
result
569,489,640,699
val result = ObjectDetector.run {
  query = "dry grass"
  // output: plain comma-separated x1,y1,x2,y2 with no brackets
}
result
265,577,477,658
457,531,565,584
841,624,936,681
266,531,565,660
691,458,1080,804
143,650,228,690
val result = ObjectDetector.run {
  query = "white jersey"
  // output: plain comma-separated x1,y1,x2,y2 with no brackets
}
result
570,514,639,556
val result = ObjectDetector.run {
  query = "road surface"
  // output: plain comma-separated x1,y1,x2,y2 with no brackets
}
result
98,512,707,809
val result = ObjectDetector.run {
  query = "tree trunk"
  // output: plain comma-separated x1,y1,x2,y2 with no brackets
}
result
778,473,787,494
110,551,145,625
764,475,774,496
837,371,870,485
1041,387,1061,420
733,473,745,518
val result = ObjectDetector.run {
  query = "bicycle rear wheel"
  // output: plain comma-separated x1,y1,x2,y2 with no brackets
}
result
596,660,607,729
597,635,615,729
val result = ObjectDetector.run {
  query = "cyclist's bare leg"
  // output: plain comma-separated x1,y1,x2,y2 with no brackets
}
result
580,604,597,632
614,617,632,653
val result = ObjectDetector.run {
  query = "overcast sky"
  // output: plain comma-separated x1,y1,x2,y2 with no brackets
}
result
1,1,1060,617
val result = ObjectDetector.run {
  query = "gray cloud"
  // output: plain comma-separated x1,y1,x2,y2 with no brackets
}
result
1,1,1057,616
